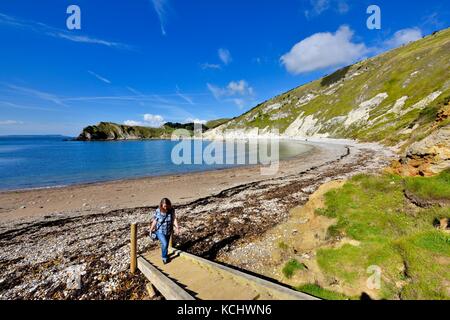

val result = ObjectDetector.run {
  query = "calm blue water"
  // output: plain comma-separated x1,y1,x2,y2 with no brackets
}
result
0,136,313,191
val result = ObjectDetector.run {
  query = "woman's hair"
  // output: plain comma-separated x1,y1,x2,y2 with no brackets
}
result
159,198,172,211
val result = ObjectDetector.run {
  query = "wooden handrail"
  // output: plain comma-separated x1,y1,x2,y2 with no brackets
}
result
137,257,195,300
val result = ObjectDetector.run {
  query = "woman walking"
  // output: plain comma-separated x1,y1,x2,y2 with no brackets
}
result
150,198,180,264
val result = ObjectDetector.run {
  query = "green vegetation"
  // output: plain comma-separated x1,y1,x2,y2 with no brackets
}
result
282,259,306,278
205,118,231,130
76,121,209,140
77,118,233,141
296,284,351,300
76,122,167,140
277,241,289,250
314,171,450,300
405,168,450,201
163,122,208,132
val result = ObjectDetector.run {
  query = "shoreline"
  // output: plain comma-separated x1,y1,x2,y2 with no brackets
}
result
0,136,386,195
0,139,348,224
0,139,315,194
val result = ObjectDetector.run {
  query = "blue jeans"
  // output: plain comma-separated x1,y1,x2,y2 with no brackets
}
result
156,231,170,262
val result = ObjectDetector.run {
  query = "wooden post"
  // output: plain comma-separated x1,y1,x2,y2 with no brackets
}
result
130,223,137,274
169,233,173,249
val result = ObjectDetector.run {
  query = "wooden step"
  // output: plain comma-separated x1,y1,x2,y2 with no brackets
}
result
139,249,319,300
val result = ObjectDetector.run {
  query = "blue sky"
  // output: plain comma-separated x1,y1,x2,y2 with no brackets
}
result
0,0,448,136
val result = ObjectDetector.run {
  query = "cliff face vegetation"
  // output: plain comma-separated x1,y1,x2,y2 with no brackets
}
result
76,122,208,141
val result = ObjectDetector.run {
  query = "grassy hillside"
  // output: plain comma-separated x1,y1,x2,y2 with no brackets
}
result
77,122,173,140
209,28,450,150
308,169,450,299
76,121,208,140
76,119,232,140
205,118,231,130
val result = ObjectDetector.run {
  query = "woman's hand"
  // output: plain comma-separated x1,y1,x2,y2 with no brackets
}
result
150,220,156,232
173,216,180,235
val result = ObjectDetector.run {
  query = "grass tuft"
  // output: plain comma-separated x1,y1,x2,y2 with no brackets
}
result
282,259,306,278
296,284,351,300
405,168,450,201
278,241,289,250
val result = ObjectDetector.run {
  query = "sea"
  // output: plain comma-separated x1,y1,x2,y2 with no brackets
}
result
0,135,314,191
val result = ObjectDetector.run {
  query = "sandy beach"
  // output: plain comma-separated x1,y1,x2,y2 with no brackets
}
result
0,139,396,299
0,140,336,224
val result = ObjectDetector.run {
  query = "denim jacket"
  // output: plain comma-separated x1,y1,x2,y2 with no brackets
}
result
153,208,174,236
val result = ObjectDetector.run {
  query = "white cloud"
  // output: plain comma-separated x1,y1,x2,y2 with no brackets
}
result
232,98,246,109
207,83,226,99
201,48,231,71
7,84,68,107
125,114,165,127
185,117,207,124
304,0,349,18
0,13,131,50
422,12,445,29
309,0,330,15
151,0,169,36
227,80,254,96
0,120,24,125
126,86,142,95
207,80,255,109
143,114,165,126
55,33,130,49
337,1,349,14
207,80,254,99
124,120,144,126
200,63,221,70
384,28,423,49
0,101,60,112
176,86,194,105
61,92,208,105
280,25,368,74
88,71,111,84
218,48,232,65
